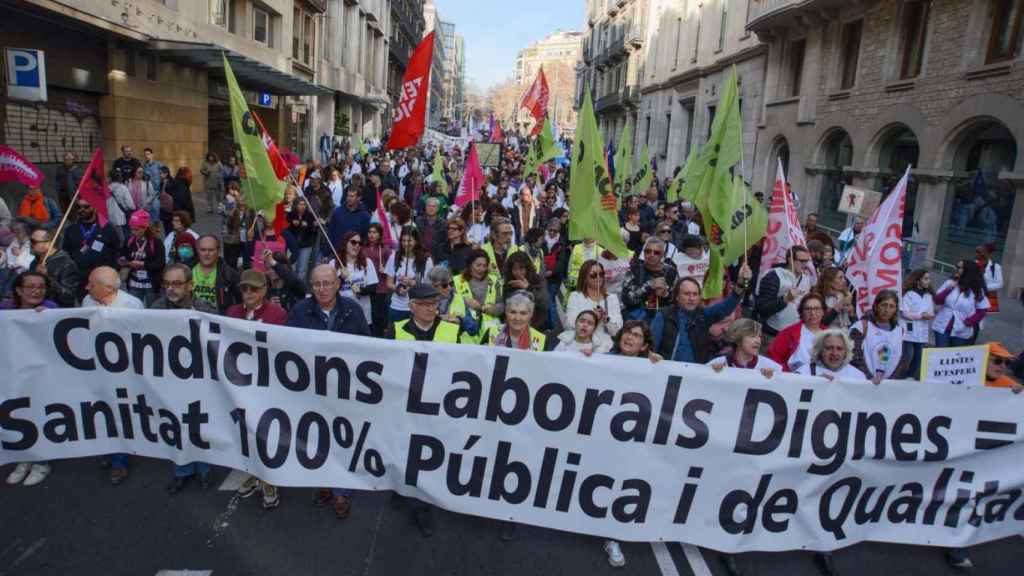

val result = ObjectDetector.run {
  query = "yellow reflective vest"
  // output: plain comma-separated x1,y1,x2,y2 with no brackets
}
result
452,274,501,343
485,325,547,352
393,319,461,343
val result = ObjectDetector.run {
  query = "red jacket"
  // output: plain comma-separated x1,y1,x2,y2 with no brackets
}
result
227,301,288,325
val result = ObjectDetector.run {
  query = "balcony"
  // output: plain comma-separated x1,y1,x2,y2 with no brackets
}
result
594,90,624,113
609,35,628,61
626,27,643,49
746,0,845,34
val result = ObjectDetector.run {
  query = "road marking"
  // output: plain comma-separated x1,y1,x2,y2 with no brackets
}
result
218,469,250,492
682,544,713,576
155,571,213,576
206,493,242,548
650,542,680,576
0,538,46,576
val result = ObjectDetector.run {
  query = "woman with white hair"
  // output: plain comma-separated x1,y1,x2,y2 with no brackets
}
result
795,329,868,381
482,291,547,351
708,318,782,379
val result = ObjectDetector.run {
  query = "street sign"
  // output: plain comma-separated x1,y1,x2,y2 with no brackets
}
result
5,48,47,102
258,92,273,107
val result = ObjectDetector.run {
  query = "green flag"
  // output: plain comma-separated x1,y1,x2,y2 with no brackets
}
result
631,145,652,197
431,154,448,197
569,90,631,259
355,133,368,157
695,66,761,298
524,117,562,178
666,147,696,204
222,53,285,223
614,118,632,194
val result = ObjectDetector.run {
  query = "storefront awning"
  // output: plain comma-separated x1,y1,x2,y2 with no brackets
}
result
147,40,332,96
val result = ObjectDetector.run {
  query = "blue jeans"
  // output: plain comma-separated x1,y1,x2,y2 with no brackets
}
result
547,282,561,331
110,453,129,471
330,488,352,497
175,462,211,478
933,330,971,348
295,247,312,283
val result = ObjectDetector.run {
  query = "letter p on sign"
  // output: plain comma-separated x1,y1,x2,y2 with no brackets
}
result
5,48,47,102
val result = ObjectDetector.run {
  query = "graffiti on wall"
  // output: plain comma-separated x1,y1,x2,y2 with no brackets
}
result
4,102,101,164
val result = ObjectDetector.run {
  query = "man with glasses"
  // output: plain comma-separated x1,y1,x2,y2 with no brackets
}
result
62,200,121,299
622,237,678,322
285,264,370,520
150,263,218,492
481,218,521,278
755,246,815,337
28,228,79,307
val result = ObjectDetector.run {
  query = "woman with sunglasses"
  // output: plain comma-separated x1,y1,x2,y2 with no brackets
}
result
565,259,623,338
333,230,379,330
385,225,433,325
501,251,549,331
652,221,679,260
433,216,473,274
362,223,392,336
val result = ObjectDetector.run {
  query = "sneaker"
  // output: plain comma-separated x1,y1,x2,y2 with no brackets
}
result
261,484,280,510
604,540,626,568
22,464,51,487
237,475,260,498
6,463,31,485
333,495,352,519
947,548,974,569
167,475,189,494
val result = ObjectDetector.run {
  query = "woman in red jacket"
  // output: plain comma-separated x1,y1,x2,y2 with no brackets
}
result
767,292,828,372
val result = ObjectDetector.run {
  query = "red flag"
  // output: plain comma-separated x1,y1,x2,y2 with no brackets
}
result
521,68,550,135
386,32,435,150
79,148,111,227
251,110,291,181
376,189,395,248
0,145,44,188
455,143,485,208
490,120,505,143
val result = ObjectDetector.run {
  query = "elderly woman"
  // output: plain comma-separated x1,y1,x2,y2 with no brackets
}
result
554,309,613,356
795,329,868,381
565,259,623,338
850,289,910,384
482,291,547,351
427,266,479,340
767,293,829,372
708,318,782,379
502,251,549,332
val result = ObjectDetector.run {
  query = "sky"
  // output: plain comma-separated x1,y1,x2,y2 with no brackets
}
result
433,0,583,91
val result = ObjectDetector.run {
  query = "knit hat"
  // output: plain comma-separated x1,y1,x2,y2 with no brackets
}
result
128,210,150,228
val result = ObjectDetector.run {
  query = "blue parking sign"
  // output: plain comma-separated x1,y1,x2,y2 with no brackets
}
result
5,48,47,102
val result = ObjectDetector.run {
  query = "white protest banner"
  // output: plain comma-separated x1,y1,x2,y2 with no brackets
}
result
760,159,815,281
847,167,909,318
921,345,990,387
2,309,1024,552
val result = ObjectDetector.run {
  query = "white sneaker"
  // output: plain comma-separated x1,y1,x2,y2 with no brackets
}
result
23,464,51,486
5,463,31,485
604,540,626,567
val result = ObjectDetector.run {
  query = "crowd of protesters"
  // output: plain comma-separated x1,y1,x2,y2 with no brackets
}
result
1,133,1022,574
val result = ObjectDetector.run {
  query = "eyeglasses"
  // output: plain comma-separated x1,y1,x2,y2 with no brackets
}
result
644,249,663,256
448,227,463,232
76,205,91,211
588,272,603,279
30,239,49,245
20,284,46,292
658,229,671,234
240,284,265,293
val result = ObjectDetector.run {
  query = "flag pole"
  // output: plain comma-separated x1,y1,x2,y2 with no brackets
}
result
41,179,87,266
250,109,342,266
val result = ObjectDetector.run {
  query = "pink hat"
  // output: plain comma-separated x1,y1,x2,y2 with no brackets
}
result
129,210,151,228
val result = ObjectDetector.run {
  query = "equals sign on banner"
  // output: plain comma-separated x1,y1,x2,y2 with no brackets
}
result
975,420,1018,450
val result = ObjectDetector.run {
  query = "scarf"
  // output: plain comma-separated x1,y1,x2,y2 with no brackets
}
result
494,325,532,350
18,193,49,223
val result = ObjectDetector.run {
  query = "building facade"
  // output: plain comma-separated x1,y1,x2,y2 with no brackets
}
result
747,0,1024,297
515,30,583,134
640,0,765,181
388,0,426,132
422,0,446,130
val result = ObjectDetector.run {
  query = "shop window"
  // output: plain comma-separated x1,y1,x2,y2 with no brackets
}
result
211,0,227,28
839,19,863,90
900,1,930,79
986,0,1024,63
663,113,672,158
145,53,159,81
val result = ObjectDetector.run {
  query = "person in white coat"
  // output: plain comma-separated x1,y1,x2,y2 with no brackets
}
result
901,269,935,379
708,318,782,379
564,259,623,338
977,243,1003,313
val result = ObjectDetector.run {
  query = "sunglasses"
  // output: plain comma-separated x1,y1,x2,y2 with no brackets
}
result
658,229,671,234
992,357,1011,366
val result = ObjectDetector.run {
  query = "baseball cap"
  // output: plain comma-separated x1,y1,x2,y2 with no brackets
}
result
989,343,1017,359
239,269,268,288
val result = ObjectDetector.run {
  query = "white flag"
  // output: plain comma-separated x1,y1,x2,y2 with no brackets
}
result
847,166,909,318
760,159,815,281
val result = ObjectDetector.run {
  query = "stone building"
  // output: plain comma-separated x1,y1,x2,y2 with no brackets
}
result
422,0,447,130
640,0,766,179
747,0,1024,297
388,0,426,131
576,0,650,144
515,30,583,134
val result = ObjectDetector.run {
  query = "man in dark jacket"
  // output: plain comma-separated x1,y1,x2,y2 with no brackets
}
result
414,197,447,256
28,228,79,307
62,199,121,299
375,159,401,198
112,145,141,183
621,238,678,321
285,264,369,520
55,152,83,212
192,234,240,313
325,186,370,257
651,269,751,363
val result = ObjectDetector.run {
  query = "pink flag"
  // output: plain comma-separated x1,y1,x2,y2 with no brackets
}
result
847,166,909,318
760,158,815,281
455,143,485,208
0,145,44,188
79,148,111,227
